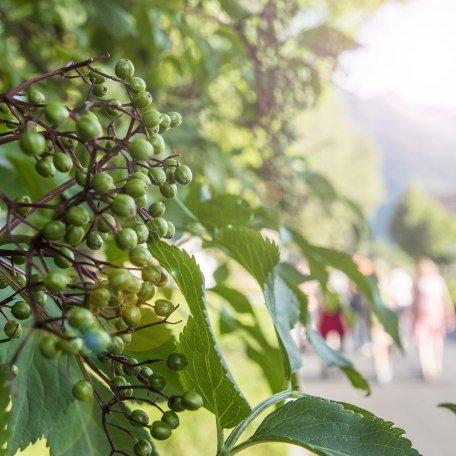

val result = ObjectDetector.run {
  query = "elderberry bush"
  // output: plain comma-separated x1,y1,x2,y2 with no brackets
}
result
0,55,201,455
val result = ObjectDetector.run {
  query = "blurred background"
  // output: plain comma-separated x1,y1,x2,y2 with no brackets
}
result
0,0,455,455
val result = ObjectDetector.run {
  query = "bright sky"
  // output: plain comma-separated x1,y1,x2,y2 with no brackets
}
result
336,0,456,111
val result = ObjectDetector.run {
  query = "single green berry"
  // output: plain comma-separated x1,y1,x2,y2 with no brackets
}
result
164,221,175,239
65,226,85,245
67,206,90,226
61,135,78,149
19,131,46,156
11,301,31,320
138,281,155,302
93,82,108,97
35,157,56,178
53,152,73,173
4,320,22,339
28,89,45,104
128,137,154,161
88,67,106,83
14,273,27,288
150,134,165,155
130,409,149,427
58,337,84,355
14,195,32,216
54,247,75,268
135,194,147,208
83,327,111,353
43,220,66,241
72,380,93,401
161,410,179,429
182,391,203,411
168,112,182,128
33,291,48,306
132,91,153,109
112,194,136,217
133,439,152,456
174,165,192,185
141,265,161,284
139,366,153,383
75,169,88,186
147,217,168,238
167,396,185,413
124,179,148,198
165,167,176,184
105,98,122,117
109,336,125,354
76,113,102,140
128,76,146,92
91,173,115,193
44,271,68,292
107,268,132,291
167,353,188,371
141,110,162,128
158,113,171,133
86,232,103,250
149,167,166,186
134,223,149,243
148,202,166,218
115,59,135,79
67,307,94,329
150,421,172,440
121,306,142,326
129,245,152,268
124,358,140,376
154,299,174,318
98,213,116,233
39,335,61,358
159,183,177,199
89,287,111,308
115,228,138,250
45,102,69,125
148,373,166,391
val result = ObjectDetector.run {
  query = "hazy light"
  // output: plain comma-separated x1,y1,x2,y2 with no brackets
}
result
336,0,456,111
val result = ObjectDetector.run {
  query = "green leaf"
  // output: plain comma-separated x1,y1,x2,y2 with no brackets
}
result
149,240,251,429
241,395,420,455
0,369,10,456
0,334,74,454
307,328,370,395
210,285,254,314
439,403,456,415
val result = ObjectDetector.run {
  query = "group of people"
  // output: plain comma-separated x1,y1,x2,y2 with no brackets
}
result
306,255,455,382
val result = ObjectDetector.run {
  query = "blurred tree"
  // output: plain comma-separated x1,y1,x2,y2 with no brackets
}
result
390,185,456,263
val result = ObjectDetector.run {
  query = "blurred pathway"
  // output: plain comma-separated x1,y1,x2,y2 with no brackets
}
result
292,337,456,456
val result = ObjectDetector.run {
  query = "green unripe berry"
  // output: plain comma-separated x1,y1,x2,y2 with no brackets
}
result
129,245,152,268
135,194,147,208
67,307,94,329
139,366,153,382
167,353,188,371
148,202,166,218
93,82,108,97
174,165,192,185
165,167,176,184
138,281,155,302
150,134,165,155
45,102,69,125
134,223,149,243
115,228,138,250
159,183,177,199
148,373,166,391
43,271,68,292
112,194,136,217
83,327,111,353
54,247,75,268
107,268,132,291
86,232,103,250
33,291,47,306
149,167,166,186
14,274,27,288
128,137,154,161
150,421,172,440
11,301,31,320
42,220,65,241
128,76,146,92
109,336,125,354
158,114,171,133
14,195,31,216
61,135,78,150
115,59,135,79
147,217,168,238
35,157,56,178
132,91,153,109
65,226,85,245
112,375,127,389
161,410,179,429
28,89,45,104
67,206,90,226
58,337,83,355
124,179,148,198
141,110,162,128
53,152,73,173
129,409,149,427
19,131,46,156
182,391,203,411
124,358,140,376
141,265,161,284
134,439,152,456
98,213,116,233
91,173,115,193
154,299,174,318
75,169,88,186
76,113,102,140
121,306,142,326
89,287,111,308
88,68,106,83
164,221,175,239
4,320,22,339
168,112,182,128
105,98,122,117
167,396,185,413
72,380,93,401
39,336,60,358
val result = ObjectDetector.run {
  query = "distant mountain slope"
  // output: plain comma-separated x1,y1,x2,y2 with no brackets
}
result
341,90,456,237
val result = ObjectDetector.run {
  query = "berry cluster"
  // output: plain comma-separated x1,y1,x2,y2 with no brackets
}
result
0,55,200,455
